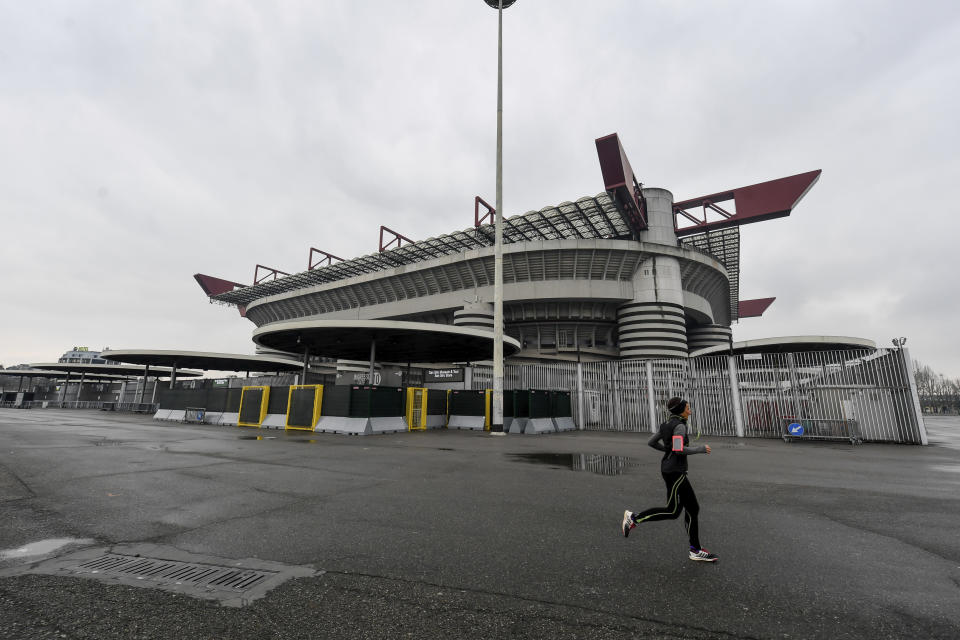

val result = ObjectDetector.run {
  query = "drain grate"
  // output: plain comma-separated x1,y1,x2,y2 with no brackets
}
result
74,554,276,592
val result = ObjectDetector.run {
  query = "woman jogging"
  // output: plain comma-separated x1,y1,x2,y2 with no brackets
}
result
621,396,718,562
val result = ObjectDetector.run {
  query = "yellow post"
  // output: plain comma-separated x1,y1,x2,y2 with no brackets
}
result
485,389,492,430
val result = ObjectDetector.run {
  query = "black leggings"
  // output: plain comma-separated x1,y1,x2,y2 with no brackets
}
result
632,472,701,550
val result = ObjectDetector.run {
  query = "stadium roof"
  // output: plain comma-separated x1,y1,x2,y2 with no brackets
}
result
209,193,741,317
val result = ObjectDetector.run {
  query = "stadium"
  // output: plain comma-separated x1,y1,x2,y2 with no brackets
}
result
196,134,819,365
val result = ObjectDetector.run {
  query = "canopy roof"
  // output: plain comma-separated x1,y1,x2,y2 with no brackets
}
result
691,336,877,357
30,362,203,378
253,319,521,363
100,350,302,372
0,368,68,379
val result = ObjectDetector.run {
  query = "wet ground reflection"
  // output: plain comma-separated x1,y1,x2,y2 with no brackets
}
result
0,538,95,560
508,453,639,476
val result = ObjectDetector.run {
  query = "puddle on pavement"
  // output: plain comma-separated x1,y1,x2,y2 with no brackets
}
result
237,436,277,440
0,538,96,560
508,453,640,476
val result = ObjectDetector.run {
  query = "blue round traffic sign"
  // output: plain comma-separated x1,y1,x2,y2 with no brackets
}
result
788,423,804,436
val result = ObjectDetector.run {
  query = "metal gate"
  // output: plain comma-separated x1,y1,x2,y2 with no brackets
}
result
469,348,926,443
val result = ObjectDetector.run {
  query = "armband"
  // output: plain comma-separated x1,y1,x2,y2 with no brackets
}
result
671,435,684,452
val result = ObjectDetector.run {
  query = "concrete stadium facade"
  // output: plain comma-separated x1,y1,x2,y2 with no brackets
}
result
209,187,739,363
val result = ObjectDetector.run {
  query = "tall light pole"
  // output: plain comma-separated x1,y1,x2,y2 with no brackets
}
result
483,0,516,433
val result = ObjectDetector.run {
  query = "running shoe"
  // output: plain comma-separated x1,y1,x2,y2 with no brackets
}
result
621,510,635,538
689,548,719,562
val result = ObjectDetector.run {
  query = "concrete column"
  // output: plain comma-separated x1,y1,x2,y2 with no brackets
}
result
638,187,678,247
301,347,310,385
137,365,150,404
688,324,733,354
77,373,86,402
169,363,178,389
454,302,495,332
60,372,71,405
619,187,689,359
618,297,687,359
728,356,745,438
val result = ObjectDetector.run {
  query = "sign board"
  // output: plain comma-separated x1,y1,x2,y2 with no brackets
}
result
212,379,229,388
788,423,804,436
424,367,465,383
352,371,383,386
743,353,763,361
337,367,403,387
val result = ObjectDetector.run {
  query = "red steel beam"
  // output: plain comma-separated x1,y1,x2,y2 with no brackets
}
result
193,273,245,297
308,248,345,270
673,170,821,237
738,297,776,318
595,133,647,235
254,264,290,285
193,274,248,317
475,196,495,227
379,225,414,252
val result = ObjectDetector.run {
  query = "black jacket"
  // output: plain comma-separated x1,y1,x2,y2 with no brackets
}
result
647,415,706,474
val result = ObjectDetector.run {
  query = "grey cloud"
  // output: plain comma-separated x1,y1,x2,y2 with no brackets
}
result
2,0,959,376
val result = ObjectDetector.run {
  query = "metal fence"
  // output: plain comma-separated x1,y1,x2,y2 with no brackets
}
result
0,400,160,413
472,348,927,444
2,349,926,444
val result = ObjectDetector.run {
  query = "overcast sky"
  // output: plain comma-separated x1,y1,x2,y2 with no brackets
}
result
2,0,958,376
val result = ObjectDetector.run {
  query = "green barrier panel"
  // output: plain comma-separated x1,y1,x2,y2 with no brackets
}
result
550,390,572,418
349,386,372,417
370,387,404,417
320,385,351,417
513,390,530,418
502,390,515,418
449,390,486,416
267,385,290,415
225,387,243,412
426,389,448,416
529,389,552,419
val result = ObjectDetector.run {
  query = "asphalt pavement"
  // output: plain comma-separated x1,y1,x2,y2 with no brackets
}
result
1,409,959,639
